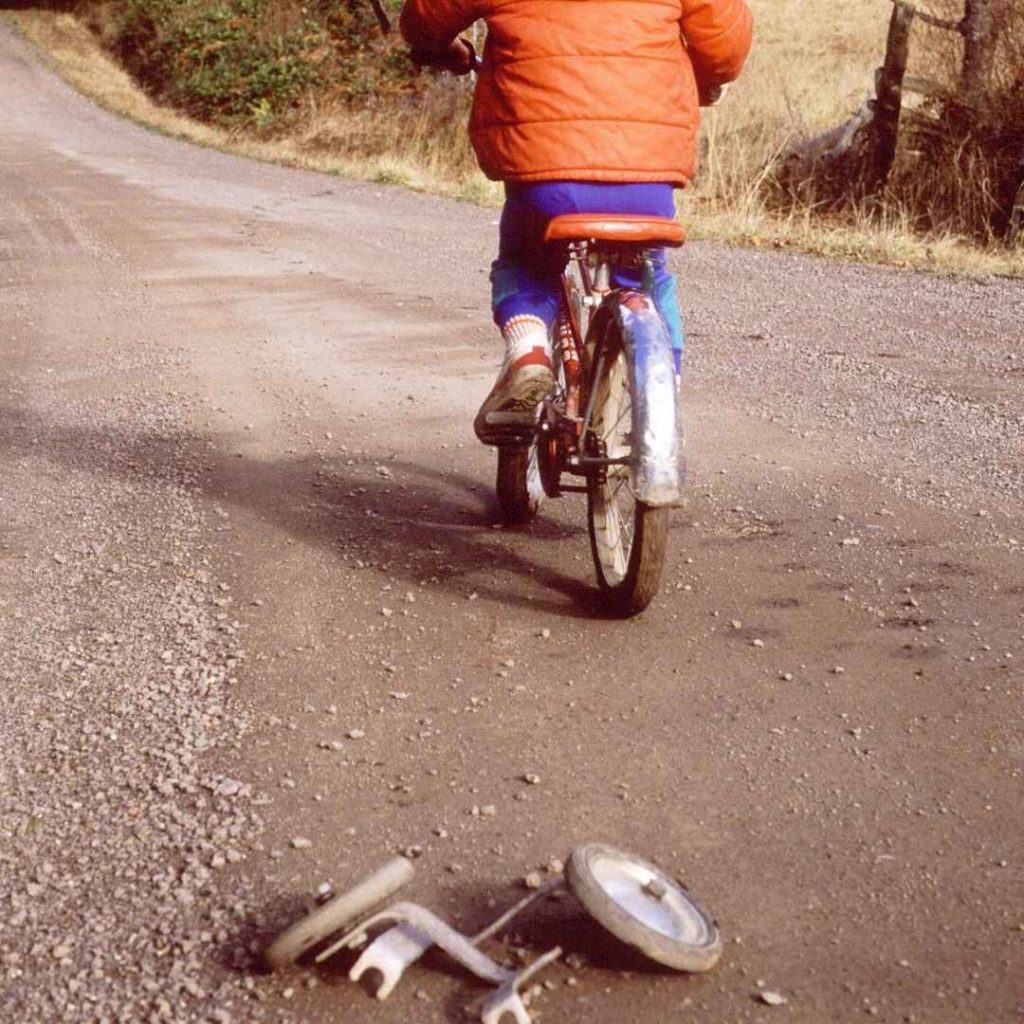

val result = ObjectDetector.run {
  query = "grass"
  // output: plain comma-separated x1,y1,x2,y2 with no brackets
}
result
6,3,1022,276
689,0,1023,273
4,8,501,201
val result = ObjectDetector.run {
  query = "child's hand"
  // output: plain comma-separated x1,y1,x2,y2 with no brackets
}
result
412,38,477,76
699,83,729,107
443,39,477,76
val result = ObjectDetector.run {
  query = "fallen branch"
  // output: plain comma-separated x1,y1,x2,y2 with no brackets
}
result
369,0,392,35
903,75,949,99
911,8,963,32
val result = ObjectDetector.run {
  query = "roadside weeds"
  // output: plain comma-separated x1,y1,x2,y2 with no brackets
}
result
5,6,1022,278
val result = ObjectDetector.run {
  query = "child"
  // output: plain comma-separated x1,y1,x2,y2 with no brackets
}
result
399,0,754,443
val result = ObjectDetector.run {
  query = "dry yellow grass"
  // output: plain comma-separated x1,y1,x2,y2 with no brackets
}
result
6,4,1022,276
697,0,888,208
6,11,227,148
691,0,1023,273
4,9,501,199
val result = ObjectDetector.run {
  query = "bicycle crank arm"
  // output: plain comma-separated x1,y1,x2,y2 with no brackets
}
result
569,454,632,468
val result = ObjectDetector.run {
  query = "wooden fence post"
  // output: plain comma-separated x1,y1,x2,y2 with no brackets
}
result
868,0,916,191
1008,165,1024,245
960,0,997,110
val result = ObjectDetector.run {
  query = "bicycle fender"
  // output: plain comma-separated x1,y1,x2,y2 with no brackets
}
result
610,291,683,507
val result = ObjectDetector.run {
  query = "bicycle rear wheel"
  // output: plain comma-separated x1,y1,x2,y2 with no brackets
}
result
586,318,668,616
496,443,543,525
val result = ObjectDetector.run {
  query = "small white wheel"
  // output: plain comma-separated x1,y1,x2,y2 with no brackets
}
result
264,857,414,969
565,843,722,972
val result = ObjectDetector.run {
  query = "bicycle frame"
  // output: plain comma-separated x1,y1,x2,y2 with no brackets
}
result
547,242,683,508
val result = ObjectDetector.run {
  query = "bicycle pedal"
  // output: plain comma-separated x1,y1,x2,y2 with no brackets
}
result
479,434,535,448
476,415,537,446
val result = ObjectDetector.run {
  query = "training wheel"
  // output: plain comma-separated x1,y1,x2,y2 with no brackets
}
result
565,842,722,972
264,856,414,969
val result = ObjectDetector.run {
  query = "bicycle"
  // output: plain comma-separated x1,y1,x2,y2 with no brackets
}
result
495,214,686,617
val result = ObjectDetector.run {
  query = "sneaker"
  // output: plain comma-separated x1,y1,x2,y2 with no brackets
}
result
473,316,553,445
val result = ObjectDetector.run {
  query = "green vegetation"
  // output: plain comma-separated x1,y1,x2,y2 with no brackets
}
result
95,0,416,127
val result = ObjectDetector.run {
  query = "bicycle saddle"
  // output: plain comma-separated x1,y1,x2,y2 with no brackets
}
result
544,214,686,248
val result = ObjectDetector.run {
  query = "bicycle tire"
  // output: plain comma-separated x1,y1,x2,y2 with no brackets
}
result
565,842,722,973
496,443,542,525
263,856,414,969
585,315,668,616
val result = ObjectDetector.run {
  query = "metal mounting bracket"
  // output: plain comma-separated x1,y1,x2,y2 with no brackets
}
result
314,881,565,1024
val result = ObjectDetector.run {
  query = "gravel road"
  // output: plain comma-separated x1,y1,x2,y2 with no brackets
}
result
1,21,1022,1024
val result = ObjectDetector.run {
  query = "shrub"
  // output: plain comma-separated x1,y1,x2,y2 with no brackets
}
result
768,0,1024,244
112,0,320,123
110,0,418,128
897,0,1024,240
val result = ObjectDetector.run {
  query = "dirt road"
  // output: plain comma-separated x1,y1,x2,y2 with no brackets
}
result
1,21,1022,1024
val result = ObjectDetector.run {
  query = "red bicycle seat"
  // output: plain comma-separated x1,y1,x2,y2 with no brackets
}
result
543,214,686,248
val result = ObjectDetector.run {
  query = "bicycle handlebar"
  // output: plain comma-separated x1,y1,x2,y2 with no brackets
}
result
410,37,480,76
369,0,392,35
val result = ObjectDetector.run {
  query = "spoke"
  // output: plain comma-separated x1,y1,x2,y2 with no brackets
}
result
605,382,631,446
604,470,635,572
591,337,641,586
618,492,635,553
602,361,634,458
606,402,629,441
604,498,628,578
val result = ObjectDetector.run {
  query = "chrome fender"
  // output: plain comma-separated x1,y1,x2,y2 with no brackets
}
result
609,292,683,507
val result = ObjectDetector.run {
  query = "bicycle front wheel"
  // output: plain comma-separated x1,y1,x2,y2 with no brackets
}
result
586,319,668,616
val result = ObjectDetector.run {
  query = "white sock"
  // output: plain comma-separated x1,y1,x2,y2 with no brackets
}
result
501,316,550,364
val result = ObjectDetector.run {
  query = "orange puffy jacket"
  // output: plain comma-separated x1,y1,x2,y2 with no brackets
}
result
399,0,753,186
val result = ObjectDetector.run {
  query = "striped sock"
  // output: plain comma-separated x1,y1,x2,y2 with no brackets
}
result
500,316,550,366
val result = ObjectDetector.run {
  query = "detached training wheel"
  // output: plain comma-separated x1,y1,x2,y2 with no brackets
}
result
565,842,722,972
264,856,414,969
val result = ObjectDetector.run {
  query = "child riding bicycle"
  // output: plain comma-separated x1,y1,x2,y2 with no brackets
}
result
399,0,754,444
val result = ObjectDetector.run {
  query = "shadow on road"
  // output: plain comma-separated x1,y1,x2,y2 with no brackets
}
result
211,445,599,616
0,403,606,617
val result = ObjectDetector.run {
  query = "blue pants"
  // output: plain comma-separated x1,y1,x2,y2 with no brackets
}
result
490,182,685,371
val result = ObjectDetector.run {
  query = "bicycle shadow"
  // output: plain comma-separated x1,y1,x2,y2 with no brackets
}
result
214,445,599,615
0,403,604,616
